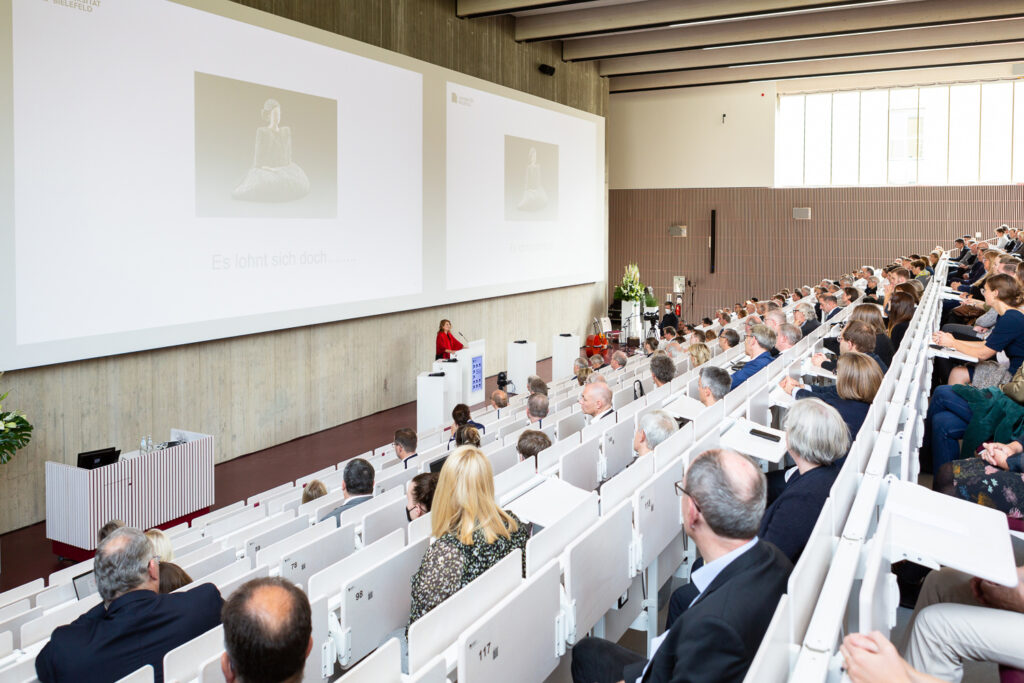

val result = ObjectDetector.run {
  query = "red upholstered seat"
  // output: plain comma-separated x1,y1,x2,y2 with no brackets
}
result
1000,666,1024,683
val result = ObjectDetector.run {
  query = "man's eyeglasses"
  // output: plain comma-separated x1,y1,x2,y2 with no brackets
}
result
674,481,701,513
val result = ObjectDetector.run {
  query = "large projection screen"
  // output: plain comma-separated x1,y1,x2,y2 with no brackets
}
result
0,0,605,370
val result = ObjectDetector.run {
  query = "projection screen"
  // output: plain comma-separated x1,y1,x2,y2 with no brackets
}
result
0,0,605,370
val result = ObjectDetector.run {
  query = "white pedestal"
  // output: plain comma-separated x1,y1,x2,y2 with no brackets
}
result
507,341,537,396
453,339,486,406
417,372,447,433
552,334,580,382
621,301,641,341
432,360,463,416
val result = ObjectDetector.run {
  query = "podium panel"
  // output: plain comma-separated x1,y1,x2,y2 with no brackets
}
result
417,372,447,433
431,360,463,416
552,334,580,382
453,339,486,406
506,341,537,396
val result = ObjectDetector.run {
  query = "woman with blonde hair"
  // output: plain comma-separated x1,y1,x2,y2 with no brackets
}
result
688,342,711,368
779,351,882,437
575,366,593,386
409,446,528,623
145,528,174,562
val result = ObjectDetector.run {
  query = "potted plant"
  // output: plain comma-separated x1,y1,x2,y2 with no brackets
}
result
617,263,648,341
0,373,33,465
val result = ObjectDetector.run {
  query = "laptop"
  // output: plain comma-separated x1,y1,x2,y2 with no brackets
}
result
72,570,98,600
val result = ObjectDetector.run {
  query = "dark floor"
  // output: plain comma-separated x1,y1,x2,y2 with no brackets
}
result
0,357,558,591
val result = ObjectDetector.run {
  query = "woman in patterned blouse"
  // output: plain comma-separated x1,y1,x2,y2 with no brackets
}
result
408,446,529,623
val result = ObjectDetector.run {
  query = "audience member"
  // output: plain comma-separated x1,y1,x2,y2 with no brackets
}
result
572,449,791,683
650,352,676,387
633,410,678,458
589,354,607,370
36,527,223,683
759,399,849,562
698,366,730,406
846,303,896,366
718,328,740,351
813,320,888,374
221,577,312,683
731,324,776,389
453,424,481,447
643,337,659,357
517,429,552,468
450,403,484,437
575,366,593,386
886,291,916,349
688,342,710,368
319,458,374,524
489,389,508,411
764,309,786,334
409,447,528,623
158,563,192,594
780,351,882,436
579,382,614,422
407,472,438,521
609,350,629,371
145,528,174,562
527,375,549,396
775,323,802,352
526,392,549,426
704,329,717,342
820,295,840,322
393,428,419,469
97,519,125,545
900,563,1024,680
300,479,327,505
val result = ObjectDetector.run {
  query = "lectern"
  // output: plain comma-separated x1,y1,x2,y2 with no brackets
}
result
45,431,214,558
506,340,537,395
452,339,486,406
417,372,447,433
551,334,580,381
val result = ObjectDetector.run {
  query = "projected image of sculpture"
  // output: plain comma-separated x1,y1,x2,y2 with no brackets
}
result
504,135,558,221
232,98,311,202
516,147,548,211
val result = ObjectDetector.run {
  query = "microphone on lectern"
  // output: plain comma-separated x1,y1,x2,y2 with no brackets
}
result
458,331,468,342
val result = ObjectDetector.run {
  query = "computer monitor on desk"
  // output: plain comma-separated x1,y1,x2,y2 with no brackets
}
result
76,447,120,470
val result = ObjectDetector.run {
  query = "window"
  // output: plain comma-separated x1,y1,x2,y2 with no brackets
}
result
776,79,1023,186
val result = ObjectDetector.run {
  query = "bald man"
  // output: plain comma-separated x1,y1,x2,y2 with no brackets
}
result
571,449,791,683
579,382,614,422
222,577,312,683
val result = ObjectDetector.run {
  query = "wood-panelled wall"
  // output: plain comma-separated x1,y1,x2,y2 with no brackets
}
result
0,0,608,535
610,185,1024,321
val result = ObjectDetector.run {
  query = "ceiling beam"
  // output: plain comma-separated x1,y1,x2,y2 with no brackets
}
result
515,0,903,42
608,42,1024,92
599,18,1024,76
563,0,1024,60
457,0,597,19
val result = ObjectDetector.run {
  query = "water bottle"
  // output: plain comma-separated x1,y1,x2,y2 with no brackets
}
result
146,435,154,453
140,436,147,455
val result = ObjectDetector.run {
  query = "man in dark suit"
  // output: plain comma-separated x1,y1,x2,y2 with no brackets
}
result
393,427,420,469
319,458,375,524
820,295,841,322
570,449,792,683
793,303,820,337
36,527,223,683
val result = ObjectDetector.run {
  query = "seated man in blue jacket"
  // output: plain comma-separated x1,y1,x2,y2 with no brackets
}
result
730,324,776,390
37,527,223,683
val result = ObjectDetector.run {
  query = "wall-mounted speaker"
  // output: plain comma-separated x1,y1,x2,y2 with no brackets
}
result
793,207,812,220
668,225,687,237
538,64,556,76
710,209,716,274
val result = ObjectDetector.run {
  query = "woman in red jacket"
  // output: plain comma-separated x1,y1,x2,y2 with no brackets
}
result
436,319,463,360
